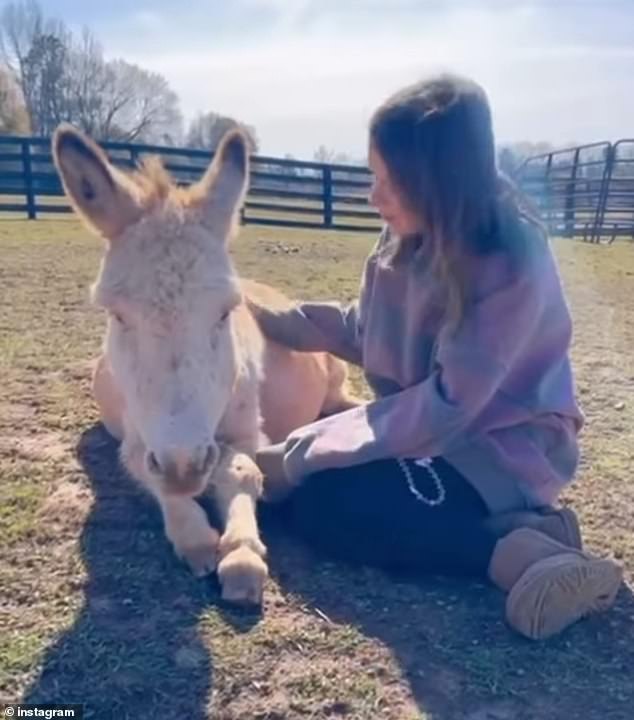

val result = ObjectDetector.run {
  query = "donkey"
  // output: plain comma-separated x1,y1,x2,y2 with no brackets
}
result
53,125,357,605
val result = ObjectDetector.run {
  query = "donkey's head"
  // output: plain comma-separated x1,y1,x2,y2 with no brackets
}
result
54,125,250,497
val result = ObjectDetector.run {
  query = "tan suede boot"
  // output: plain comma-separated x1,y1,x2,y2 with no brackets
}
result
484,506,583,549
489,528,622,640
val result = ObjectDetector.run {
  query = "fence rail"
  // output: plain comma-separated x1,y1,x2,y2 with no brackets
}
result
1,134,633,241
0,134,382,233
515,139,634,243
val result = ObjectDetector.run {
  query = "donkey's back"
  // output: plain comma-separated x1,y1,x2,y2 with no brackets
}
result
237,279,358,444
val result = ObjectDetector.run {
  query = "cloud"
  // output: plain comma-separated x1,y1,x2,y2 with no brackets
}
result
94,1,633,157
129,10,165,32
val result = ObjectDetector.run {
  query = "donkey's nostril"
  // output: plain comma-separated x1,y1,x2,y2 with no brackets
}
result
147,451,162,476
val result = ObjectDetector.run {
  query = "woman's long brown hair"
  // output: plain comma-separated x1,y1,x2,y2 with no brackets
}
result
370,73,539,328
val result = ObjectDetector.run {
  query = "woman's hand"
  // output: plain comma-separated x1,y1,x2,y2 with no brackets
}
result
255,442,296,503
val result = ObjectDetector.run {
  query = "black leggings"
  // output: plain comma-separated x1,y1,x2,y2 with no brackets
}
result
278,457,500,577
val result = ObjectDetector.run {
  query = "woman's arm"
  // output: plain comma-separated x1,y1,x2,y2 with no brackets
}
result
282,269,545,481
247,298,363,365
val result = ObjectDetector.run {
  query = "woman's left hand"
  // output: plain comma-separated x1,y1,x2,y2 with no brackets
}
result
255,442,295,503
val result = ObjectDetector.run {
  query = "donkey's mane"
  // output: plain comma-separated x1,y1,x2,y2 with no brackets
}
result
129,156,220,210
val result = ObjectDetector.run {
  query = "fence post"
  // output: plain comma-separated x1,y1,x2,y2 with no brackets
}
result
544,153,554,231
564,147,580,238
22,139,36,220
592,144,614,244
322,166,333,228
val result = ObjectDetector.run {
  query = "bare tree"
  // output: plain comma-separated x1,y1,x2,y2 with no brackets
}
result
313,145,353,165
0,0,183,143
313,144,336,164
0,0,71,132
64,29,110,138
0,0,41,119
498,146,521,176
186,111,258,153
24,30,73,135
96,60,182,144
0,66,29,132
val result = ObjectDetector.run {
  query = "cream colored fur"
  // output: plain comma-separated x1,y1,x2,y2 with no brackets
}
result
53,124,357,605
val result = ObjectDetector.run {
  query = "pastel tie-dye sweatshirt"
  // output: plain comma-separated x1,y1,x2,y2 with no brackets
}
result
255,220,583,513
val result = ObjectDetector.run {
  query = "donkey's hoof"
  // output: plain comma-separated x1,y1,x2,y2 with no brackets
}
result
175,528,220,577
217,544,268,606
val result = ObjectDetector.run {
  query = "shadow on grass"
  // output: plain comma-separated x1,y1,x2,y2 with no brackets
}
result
20,422,634,719
260,505,634,720
22,423,260,720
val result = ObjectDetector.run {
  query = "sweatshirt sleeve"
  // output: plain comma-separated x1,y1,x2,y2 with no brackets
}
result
283,267,544,481
248,298,363,365
248,232,383,365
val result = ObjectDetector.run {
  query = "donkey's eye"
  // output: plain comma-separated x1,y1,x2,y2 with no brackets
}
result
219,310,230,323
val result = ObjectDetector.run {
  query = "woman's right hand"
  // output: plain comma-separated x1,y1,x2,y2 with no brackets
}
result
246,297,303,349
256,442,298,503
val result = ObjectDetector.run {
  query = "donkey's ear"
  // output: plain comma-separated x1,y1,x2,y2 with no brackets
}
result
52,124,142,239
190,129,249,241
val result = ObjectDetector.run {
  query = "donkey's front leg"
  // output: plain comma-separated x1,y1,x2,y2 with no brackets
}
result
212,447,268,605
159,495,220,578
122,435,220,577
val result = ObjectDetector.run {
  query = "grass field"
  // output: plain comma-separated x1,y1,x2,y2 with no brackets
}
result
1,219,633,720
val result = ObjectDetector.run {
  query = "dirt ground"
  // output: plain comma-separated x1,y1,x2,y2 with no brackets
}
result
1,219,633,720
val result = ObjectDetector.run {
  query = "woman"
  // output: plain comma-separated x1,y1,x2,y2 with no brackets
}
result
252,73,622,640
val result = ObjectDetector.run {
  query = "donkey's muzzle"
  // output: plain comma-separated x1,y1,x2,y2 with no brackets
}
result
146,442,219,496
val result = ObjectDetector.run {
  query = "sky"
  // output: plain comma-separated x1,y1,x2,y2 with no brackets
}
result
21,0,634,159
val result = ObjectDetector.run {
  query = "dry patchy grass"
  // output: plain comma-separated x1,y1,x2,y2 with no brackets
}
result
1,219,633,720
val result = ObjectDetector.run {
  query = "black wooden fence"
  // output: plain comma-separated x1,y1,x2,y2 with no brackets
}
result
1,134,633,241
0,134,382,233
515,139,634,243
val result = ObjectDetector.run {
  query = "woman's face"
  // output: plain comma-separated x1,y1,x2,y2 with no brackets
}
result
368,144,424,237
